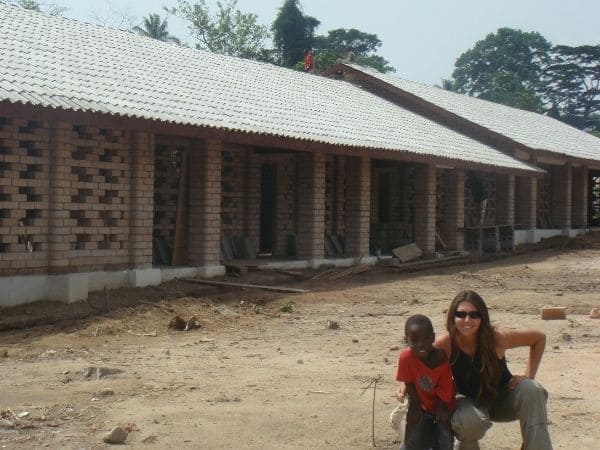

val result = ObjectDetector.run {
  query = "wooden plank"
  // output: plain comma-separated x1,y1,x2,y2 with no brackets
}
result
392,242,422,263
181,278,309,293
171,150,189,266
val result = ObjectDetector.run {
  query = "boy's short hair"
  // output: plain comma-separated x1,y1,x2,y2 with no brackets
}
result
404,314,434,335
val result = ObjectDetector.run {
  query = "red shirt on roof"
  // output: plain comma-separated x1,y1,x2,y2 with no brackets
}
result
396,348,456,414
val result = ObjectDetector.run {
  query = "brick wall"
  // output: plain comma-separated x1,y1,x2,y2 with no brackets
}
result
345,156,370,256
153,136,189,264
188,139,221,266
0,113,156,276
442,169,465,251
0,117,49,275
413,164,436,256
296,152,325,259
496,174,515,225
552,164,572,229
515,176,537,229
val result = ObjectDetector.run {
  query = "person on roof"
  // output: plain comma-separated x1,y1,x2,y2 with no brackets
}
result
304,49,314,72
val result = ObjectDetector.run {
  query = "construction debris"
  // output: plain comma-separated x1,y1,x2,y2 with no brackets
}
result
168,315,200,331
590,308,600,319
312,264,371,281
541,307,567,320
392,243,422,263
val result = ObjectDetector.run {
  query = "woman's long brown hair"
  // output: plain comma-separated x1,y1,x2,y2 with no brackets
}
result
446,290,500,405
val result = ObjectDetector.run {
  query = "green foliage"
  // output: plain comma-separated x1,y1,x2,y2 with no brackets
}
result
452,28,551,112
542,45,600,132
132,13,180,44
272,0,320,68
168,0,269,59
280,300,295,313
7,0,66,15
312,28,394,73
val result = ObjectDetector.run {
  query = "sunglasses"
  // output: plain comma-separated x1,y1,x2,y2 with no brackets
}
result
454,310,482,319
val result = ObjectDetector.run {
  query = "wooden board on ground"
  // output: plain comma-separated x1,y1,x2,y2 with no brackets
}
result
392,242,422,263
181,278,309,293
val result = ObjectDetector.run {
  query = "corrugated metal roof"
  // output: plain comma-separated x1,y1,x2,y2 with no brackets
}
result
0,4,539,172
343,63,600,161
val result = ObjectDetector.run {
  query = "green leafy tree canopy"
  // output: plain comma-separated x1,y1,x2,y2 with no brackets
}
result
5,0,66,15
133,13,181,44
451,27,551,111
312,28,394,73
272,0,320,68
542,45,600,131
167,0,269,59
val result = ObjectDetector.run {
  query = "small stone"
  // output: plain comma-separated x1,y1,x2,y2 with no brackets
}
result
103,426,128,444
99,388,114,397
296,359,304,364
0,419,15,429
552,345,560,350
0,349,8,358
352,339,359,343
590,308,600,319
389,346,399,351
326,320,339,330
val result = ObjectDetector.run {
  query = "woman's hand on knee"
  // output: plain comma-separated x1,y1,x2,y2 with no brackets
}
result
508,374,529,391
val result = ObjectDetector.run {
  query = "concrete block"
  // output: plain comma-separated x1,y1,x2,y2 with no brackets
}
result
49,274,89,304
0,278,16,307
393,243,423,263
128,268,162,288
196,265,226,278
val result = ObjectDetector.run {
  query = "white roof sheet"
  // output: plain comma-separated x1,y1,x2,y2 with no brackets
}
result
0,4,538,172
344,64,600,162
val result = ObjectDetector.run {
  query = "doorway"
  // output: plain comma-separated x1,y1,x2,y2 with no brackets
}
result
589,171,600,227
259,163,277,254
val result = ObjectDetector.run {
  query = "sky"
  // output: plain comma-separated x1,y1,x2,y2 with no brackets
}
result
53,0,600,85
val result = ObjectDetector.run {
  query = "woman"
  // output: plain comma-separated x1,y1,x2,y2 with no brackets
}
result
435,290,553,450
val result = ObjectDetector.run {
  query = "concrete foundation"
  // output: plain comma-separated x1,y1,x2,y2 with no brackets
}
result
0,265,225,307
514,228,587,245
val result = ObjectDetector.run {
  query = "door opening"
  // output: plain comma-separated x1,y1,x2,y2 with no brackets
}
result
259,163,277,254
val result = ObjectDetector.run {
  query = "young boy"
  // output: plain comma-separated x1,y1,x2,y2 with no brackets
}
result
396,314,455,450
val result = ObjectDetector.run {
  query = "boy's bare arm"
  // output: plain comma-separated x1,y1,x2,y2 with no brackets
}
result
405,383,423,426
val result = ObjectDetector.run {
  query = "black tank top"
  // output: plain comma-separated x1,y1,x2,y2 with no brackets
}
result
451,347,512,401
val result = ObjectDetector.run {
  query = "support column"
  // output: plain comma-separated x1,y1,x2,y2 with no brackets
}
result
552,164,572,229
496,174,515,225
515,176,537,229
571,166,588,228
296,152,325,260
47,121,73,274
243,147,260,252
345,156,371,257
129,131,154,268
445,169,465,251
188,139,223,274
413,163,436,257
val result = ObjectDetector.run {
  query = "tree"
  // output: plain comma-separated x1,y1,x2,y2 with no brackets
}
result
132,13,181,44
542,45,600,131
5,0,66,15
312,28,394,73
167,0,269,59
272,0,320,68
451,28,551,111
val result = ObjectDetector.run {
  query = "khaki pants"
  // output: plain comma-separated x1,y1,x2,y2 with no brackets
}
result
452,379,553,450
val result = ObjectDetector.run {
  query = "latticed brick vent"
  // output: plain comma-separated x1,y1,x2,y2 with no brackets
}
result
0,117,48,274
67,124,129,256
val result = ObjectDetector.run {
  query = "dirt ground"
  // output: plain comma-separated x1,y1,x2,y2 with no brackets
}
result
1,234,600,449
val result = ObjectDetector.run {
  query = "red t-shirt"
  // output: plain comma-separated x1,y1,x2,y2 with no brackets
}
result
396,348,456,414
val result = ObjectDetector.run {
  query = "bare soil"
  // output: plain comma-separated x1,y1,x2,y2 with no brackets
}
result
1,233,600,449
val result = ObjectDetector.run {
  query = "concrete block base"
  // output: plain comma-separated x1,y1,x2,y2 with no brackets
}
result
197,265,226,278
128,268,162,288
49,274,89,304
